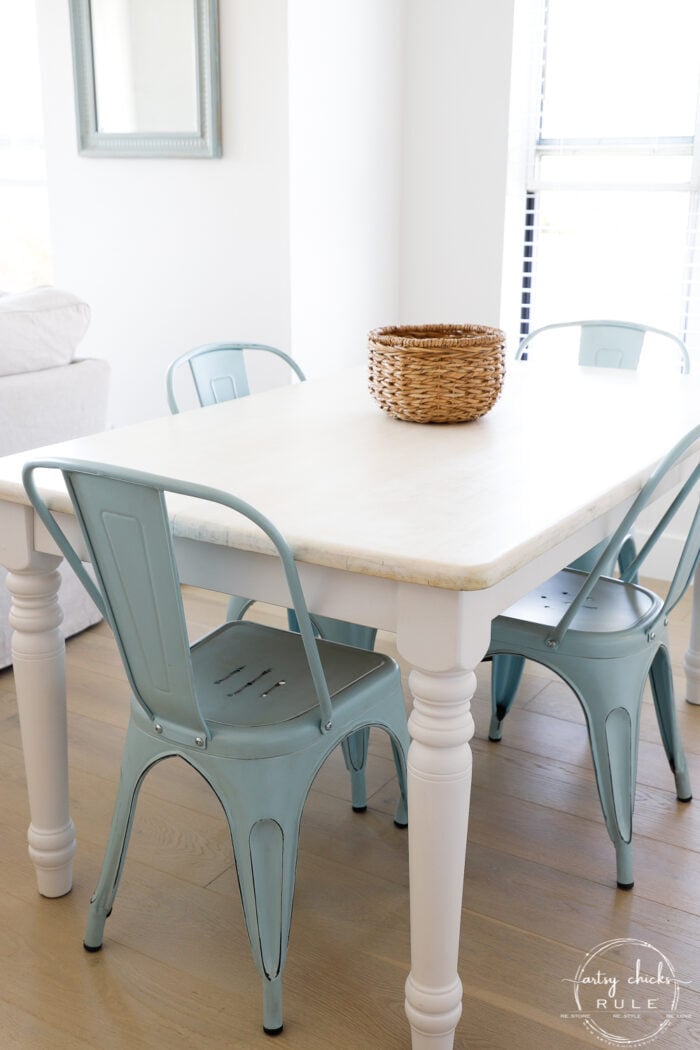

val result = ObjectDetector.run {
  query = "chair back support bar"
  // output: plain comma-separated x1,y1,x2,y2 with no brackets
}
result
516,319,690,373
545,424,700,648
166,343,306,414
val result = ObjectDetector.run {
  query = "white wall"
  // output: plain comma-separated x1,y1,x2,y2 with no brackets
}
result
287,0,516,373
36,0,292,427
288,0,402,377
35,0,518,425
400,0,515,329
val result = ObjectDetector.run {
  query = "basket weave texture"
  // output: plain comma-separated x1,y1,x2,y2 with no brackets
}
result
368,323,506,424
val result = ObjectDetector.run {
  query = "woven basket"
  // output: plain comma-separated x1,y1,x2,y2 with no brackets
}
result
368,323,506,424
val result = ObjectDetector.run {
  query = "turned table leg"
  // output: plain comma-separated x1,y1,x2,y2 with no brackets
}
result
9,564,76,897
403,667,474,1048
396,584,488,1050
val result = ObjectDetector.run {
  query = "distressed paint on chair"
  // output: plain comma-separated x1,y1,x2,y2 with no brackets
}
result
23,458,409,1036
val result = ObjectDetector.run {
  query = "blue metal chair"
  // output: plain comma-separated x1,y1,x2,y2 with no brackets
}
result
490,320,690,742
487,425,700,888
166,341,306,412
515,319,689,371
23,458,409,1036
167,342,379,810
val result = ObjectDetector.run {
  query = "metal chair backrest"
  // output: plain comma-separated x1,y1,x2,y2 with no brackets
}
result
22,459,335,740
516,320,690,373
545,424,700,648
166,342,306,413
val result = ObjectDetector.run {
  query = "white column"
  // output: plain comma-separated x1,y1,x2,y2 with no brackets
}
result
287,0,402,377
400,0,516,326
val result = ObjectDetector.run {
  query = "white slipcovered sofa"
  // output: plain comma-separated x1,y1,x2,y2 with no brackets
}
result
0,287,110,668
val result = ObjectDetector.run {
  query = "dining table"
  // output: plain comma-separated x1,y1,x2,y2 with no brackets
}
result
1,358,699,1050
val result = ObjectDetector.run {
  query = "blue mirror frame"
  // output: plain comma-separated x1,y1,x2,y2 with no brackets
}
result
68,0,222,158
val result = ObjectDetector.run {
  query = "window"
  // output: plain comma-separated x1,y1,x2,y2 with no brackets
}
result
0,3,52,291
517,0,700,350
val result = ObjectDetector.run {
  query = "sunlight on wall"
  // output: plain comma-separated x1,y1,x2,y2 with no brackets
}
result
0,2,53,291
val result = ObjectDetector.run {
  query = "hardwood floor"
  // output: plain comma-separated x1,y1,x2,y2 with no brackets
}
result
0,583,698,1048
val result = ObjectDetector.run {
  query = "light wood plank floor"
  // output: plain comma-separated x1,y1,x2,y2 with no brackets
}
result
0,582,698,1048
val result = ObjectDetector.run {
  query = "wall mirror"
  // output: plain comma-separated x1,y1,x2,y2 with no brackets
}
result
68,0,221,158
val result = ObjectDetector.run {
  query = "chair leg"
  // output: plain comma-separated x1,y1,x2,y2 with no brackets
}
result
247,817,289,1035
210,756,312,1036
587,701,638,888
572,674,642,890
288,610,379,811
618,534,639,584
569,535,638,582
226,594,255,621
341,729,371,811
649,647,693,802
84,723,154,950
208,711,407,1036
227,809,297,1034
262,975,284,1036
309,617,378,652
614,836,634,891
568,540,607,573
489,654,526,740
390,735,409,827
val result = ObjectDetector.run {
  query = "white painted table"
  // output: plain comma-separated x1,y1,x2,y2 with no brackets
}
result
1,361,699,1049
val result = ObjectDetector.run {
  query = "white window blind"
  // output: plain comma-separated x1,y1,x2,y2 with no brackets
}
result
520,0,700,352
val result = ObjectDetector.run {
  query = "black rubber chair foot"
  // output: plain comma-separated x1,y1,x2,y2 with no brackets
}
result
352,805,367,813
616,881,634,891
394,820,408,829
488,735,502,743
263,1025,283,1037
83,942,103,953
679,794,693,803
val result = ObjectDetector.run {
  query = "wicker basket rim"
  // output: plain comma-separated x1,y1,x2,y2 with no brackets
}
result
368,343,504,357
369,323,505,349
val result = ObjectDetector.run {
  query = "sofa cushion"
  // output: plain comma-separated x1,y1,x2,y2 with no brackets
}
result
0,287,91,377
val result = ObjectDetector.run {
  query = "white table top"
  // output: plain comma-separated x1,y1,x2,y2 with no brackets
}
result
0,361,698,590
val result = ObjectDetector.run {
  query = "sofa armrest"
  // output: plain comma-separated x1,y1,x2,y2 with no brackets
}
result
0,357,110,456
